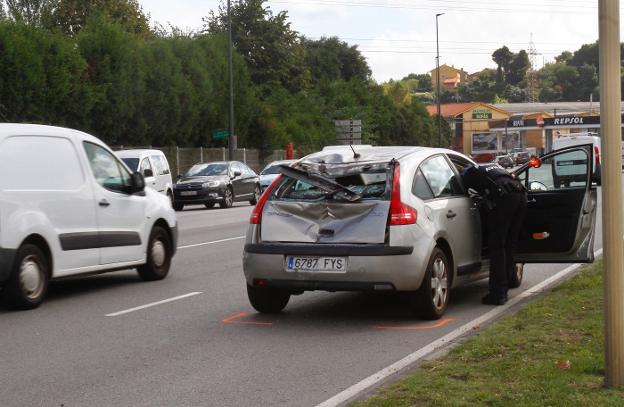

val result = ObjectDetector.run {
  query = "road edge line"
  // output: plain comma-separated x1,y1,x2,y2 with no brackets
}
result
316,250,602,407
105,292,203,317
178,236,245,250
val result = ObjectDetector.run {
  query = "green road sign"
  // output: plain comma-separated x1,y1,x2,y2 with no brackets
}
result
212,129,230,140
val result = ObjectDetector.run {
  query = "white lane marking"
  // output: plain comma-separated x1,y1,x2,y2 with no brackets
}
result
106,292,203,317
316,250,603,407
177,236,245,250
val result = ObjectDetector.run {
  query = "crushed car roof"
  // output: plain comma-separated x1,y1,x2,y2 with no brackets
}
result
301,146,454,165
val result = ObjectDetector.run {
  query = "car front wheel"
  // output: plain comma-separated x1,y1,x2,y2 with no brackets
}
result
249,185,261,205
220,187,233,208
412,247,450,320
247,284,290,314
137,226,172,281
508,263,524,289
2,244,49,310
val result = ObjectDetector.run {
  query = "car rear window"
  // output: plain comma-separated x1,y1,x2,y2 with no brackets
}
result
271,163,391,202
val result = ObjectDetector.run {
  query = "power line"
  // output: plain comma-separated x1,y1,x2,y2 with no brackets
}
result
308,37,590,46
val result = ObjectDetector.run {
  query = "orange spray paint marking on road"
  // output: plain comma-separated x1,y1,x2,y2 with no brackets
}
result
222,311,273,326
371,318,455,331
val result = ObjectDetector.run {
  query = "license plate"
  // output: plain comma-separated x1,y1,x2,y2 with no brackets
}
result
180,191,198,196
285,256,347,273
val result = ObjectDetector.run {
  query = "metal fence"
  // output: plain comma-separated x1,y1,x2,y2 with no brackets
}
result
113,146,290,175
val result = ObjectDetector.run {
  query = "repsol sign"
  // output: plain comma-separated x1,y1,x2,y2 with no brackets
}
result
544,115,601,127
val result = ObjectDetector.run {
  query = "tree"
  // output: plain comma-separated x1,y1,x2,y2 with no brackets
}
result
414,73,432,92
492,46,513,84
205,0,309,94
302,36,370,85
45,0,151,37
507,50,529,86
555,51,573,64
4,0,53,25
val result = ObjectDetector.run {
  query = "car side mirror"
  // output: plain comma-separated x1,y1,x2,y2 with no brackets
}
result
233,170,242,177
130,172,145,194
177,174,182,180
143,169,154,178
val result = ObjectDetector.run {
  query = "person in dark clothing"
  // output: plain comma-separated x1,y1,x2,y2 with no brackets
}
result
461,163,528,305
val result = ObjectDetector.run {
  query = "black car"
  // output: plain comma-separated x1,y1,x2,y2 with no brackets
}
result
172,161,260,211
495,154,515,169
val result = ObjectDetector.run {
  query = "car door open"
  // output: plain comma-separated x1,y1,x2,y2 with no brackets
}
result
513,145,597,263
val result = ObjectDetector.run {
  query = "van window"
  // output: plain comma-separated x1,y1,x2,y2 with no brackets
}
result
139,158,153,176
121,158,139,171
0,136,84,191
83,142,132,193
152,155,170,174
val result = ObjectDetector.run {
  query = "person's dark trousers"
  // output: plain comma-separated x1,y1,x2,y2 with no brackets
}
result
487,191,527,299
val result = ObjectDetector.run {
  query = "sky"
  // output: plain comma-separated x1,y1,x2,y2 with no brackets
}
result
140,0,619,83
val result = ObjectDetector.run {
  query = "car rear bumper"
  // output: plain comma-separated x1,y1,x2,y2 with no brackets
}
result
243,243,428,292
0,247,17,284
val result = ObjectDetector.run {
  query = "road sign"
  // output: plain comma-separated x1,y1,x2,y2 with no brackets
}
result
334,119,362,145
212,129,230,140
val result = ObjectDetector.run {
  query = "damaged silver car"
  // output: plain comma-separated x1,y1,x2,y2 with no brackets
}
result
243,145,598,319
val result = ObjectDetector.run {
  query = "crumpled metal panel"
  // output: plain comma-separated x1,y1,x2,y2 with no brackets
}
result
261,201,390,244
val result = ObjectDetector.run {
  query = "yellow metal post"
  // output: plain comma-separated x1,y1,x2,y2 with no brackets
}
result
599,0,624,388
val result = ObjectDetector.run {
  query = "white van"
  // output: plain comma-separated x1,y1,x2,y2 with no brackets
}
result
552,133,601,186
116,149,174,203
0,124,178,309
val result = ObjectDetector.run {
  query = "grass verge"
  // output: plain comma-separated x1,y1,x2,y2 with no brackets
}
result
353,260,624,406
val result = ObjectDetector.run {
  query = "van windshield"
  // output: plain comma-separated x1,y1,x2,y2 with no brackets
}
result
271,163,391,202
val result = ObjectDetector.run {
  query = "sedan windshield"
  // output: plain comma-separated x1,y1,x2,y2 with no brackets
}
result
186,163,228,177
260,164,281,175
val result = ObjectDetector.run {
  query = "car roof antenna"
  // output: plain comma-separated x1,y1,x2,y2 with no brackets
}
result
349,144,361,159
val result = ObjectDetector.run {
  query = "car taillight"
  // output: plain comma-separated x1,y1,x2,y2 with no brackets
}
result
389,163,417,225
594,146,600,166
250,175,282,224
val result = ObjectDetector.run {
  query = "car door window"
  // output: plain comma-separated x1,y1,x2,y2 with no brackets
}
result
84,142,131,193
419,155,462,198
520,149,589,192
139,158,153,176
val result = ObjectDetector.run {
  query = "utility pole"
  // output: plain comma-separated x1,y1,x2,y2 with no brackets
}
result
599,0,624,388
227,0,235,160
436,13,444,148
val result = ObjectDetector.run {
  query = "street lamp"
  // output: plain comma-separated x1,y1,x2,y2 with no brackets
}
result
227,0,235,160
436,13,444,148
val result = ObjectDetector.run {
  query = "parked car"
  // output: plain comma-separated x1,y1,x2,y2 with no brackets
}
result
471,152,496,163
116,149,174,203
495,154,515,169
172,161,260,211
0,124,178,310
513,151,531,165
259,159,297,191
243,144,597,319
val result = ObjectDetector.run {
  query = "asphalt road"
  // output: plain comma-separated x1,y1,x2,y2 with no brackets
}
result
0,193,604,407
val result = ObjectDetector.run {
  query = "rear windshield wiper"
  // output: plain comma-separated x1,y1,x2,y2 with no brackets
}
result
278,165,362,202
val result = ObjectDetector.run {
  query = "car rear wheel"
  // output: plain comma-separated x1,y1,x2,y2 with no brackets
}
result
413,248,450,320
247,284,290,314
508,263,524,289
220,187,233,209
137,226,172,281
249,185,260,205
2,244,49,310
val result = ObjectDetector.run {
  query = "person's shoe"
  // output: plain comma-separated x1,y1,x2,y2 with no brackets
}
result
481,293,508,305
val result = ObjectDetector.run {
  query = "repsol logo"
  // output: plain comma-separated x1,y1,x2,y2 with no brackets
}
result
553,117,584,125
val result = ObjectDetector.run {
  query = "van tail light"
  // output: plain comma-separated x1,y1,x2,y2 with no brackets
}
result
250,175,282,224
389,163,417,225
594,146,600,167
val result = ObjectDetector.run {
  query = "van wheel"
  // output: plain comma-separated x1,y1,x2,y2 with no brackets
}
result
2,244,49,310
220,187,234,208
509,263,524,289
173,202,184,211
412,248,450,320
137,226,172,281
249,185,261,205
247,284,290,314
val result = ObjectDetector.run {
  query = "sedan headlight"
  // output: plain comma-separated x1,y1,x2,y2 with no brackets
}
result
203,181,221,188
